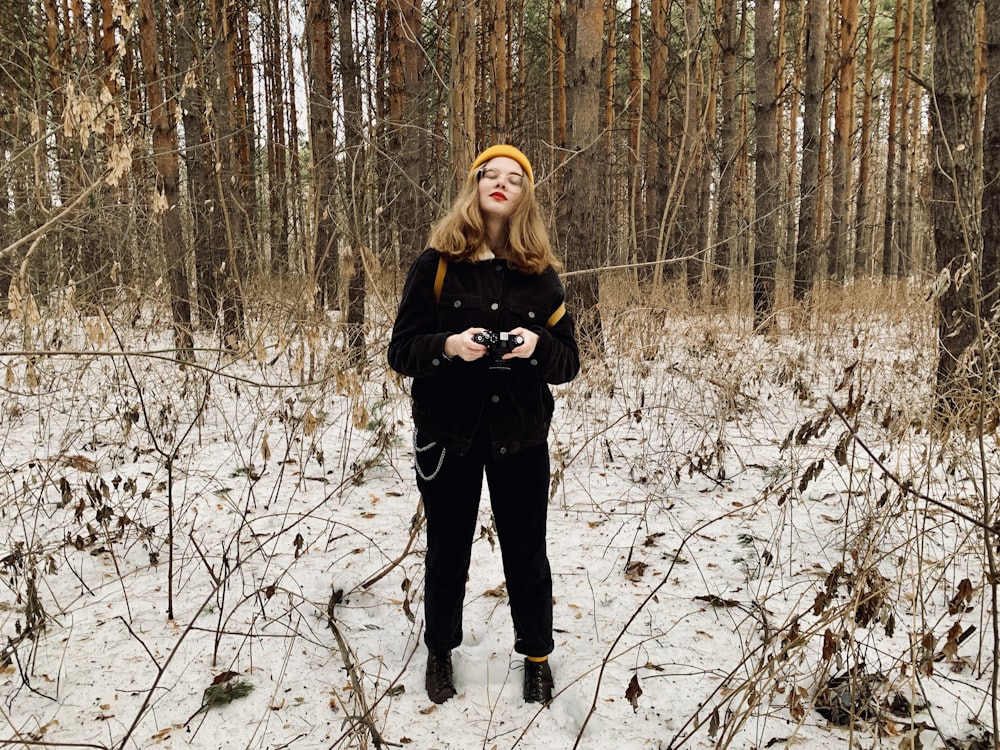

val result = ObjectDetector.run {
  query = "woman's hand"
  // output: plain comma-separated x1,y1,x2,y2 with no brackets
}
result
502,327,538,359
444,328,489,361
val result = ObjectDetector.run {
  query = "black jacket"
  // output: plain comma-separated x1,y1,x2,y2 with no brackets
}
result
388,248,580,458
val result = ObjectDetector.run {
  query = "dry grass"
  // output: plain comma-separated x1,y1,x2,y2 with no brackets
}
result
0,272,995,749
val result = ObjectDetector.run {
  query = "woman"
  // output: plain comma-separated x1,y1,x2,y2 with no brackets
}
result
387,145,580,705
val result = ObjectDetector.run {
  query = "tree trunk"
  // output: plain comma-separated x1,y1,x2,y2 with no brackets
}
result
387,0,428,269
209,0,247,346
794,0,826,301
853,0,878,278
450,0,476,185
175,0,225,329
337,0,367,362
682,0,707,299
983,0,1000,320
644,0,669,285
932,0,981,404
713,0,740,299
306,0,338,308
881,0,904,278
895,0,915,277
263,0,289,275
628,0,642,274
753,0,779,329
560,0,604,352
137,0,193,360
827,0,859,283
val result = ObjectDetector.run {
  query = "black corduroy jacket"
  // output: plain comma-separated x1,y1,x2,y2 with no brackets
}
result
388,248,580,458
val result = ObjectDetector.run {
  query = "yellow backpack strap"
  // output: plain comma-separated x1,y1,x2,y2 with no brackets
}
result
546,302,566,328
433,256,447,303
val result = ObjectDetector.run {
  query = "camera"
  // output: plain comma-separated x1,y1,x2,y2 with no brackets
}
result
473,330,524,370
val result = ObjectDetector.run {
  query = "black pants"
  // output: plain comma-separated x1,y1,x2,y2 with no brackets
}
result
415,427,554,658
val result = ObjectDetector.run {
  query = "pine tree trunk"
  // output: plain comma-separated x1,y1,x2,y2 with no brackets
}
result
137,0,193,360
713,0,740,299
881,0,903,278
682,0,707,299
827,0,858,283
753,0,779,329
306,0,338,307
794,0,826,301
644,0,669,285
175,0,225,328
450,0,476,184
561,0,604,353
210,0,247,345
337,0,367,361
983,0,1000,319
263,0,289,275
386,0,427,269
932,0,981,404
853,0,878,278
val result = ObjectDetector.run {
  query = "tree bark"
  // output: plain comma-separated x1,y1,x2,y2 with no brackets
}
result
387,0,428,268
713,0,740,299
644,0,669,285
827,0,859,283
753,0,779,330
794,0,826,301
175,0,225,328
337,0,367,361
306,0,338,308
932,0,981,403
137,0,193,360
853,0,878,278
560,0,604,352
450,0,476,185
983,0,1000,320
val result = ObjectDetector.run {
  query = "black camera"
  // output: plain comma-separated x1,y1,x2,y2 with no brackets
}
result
473,330,524,370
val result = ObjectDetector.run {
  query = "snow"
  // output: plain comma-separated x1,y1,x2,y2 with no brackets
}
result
0,291,994,750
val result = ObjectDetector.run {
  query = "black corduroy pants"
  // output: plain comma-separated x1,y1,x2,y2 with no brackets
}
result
415,427,554,658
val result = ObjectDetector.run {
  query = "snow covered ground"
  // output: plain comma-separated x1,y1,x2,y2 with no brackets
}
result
0,287,994,750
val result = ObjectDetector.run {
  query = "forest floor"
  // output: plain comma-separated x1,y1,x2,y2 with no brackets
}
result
0,280,994,750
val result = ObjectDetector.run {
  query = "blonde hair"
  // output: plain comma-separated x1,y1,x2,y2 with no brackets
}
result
427,169,561,275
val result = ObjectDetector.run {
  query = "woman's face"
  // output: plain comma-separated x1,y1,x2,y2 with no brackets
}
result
476,156,527,224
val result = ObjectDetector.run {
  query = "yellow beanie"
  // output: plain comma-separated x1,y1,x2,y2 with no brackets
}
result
470,144,534,184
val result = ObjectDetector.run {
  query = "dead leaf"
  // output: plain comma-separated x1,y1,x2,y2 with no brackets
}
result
625,561,647,581
625,674,642,713
695,594,740,608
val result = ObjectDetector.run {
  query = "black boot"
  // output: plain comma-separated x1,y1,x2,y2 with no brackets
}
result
523,659,554,703
425,650,456,704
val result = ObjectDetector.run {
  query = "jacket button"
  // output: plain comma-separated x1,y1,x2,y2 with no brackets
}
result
499,446,508,455
530,358,538,366
491,395,500,403
432,358,441,366
528,311,536,319
453,300,462,308
490,302,499,310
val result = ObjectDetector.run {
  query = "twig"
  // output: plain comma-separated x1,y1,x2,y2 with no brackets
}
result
361,500,424,589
